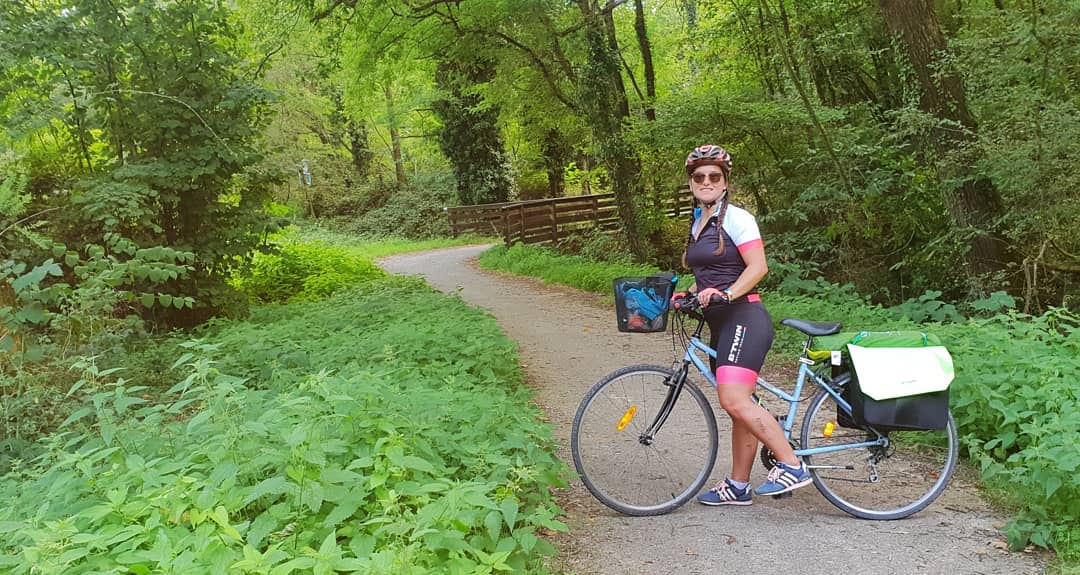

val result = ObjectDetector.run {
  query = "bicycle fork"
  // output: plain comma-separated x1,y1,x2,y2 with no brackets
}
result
637,365,690,446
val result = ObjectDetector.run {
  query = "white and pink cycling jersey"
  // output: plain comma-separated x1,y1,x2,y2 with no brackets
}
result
685,204,763,297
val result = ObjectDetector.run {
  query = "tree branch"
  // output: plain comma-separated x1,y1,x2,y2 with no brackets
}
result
311,0,357,23
559,0,629,35
434,8,579,112
1050,239,1080,263
619,51,645,105
0,207,61,238
408,0,462,13
252,43,286,80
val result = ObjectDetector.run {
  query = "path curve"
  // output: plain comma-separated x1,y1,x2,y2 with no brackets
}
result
378,245,1045,575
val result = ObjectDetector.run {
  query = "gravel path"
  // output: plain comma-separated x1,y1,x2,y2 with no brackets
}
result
377,244,1046,575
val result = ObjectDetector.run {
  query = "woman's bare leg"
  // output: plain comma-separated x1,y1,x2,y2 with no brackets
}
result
717,383,798,467
729,418,758,483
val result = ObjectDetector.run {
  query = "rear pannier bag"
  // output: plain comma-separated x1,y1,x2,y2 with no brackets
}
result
811,331,954,431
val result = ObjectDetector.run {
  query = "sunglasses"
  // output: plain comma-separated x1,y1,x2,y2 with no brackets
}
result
691,172,725,184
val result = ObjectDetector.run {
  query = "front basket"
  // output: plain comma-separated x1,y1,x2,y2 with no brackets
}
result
613,275,676,333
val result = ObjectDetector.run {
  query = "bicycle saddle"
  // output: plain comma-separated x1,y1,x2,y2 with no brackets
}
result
781,318,842,336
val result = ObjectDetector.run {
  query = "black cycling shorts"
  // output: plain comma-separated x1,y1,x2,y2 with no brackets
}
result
704,301,775,376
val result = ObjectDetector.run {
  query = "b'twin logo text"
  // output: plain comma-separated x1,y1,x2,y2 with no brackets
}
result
728,324,746,363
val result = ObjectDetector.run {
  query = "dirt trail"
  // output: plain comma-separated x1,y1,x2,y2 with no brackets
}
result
378,245,1045,575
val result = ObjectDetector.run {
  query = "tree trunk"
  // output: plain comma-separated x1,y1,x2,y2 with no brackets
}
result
432,59,514,205
347,118,373,181
602,10,631,121
753,1,784,96
576,0,644,260
633,0,656,121
541,130,569,197
878,0,1012,278
385,85,407,188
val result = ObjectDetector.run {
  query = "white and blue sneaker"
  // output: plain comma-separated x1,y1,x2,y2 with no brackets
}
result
697,479,753,506
753,462,812,496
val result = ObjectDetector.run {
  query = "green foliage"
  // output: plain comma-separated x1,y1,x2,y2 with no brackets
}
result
232,241,385,303
552,229,635,266
330,173,457,240
0,233,195,365
1,0,279,325
955,4,1080,306
0,150,29,220
890,290,963,323
291,225,491,259
0,278,568,573
478,243,664,294
433,61,515,206
933,309,1080,553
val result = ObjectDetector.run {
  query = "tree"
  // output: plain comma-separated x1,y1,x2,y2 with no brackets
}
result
433,60,514,205
0,0,277,325
878,0,1013,282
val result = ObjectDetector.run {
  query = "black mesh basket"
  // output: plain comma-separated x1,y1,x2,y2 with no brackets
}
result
613,275,676,333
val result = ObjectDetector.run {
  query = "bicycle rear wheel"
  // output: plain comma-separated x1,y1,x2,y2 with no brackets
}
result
571,364,718,516
800,385,958,520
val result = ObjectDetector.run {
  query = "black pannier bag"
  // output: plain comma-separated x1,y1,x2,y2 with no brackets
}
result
810,331,953,431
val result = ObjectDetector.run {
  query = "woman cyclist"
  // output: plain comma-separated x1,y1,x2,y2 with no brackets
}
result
677,144,812,505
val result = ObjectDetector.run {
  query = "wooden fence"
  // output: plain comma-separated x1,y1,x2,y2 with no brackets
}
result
446,191,691,247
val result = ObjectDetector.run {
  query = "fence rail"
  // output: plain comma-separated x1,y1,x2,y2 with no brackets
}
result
446,191,691,247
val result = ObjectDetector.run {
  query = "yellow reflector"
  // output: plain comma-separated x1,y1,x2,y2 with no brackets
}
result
616,406,637,431
823,421,836,437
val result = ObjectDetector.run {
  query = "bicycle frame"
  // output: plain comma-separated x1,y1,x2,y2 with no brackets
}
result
671,318,887,459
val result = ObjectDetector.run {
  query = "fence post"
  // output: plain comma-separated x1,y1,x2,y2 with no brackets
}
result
514,203,522,243
501,207,511,247
550,202,558,243
444,207,456,237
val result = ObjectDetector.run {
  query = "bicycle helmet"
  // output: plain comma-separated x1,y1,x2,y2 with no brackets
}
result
685,145,732,175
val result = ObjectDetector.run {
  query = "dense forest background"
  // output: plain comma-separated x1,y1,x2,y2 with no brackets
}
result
2,0,1078,339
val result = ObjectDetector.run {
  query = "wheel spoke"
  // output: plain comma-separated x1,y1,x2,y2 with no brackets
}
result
800,387,958,520
572,365,718,516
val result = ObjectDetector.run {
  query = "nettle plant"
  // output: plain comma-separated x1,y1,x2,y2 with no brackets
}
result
1,280,569,574
0,233,195,361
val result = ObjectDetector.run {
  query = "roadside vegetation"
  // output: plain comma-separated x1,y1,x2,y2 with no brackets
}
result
480,241,1080,569
0,237,567,573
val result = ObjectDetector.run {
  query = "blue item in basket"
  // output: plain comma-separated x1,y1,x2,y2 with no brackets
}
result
623,286,668,321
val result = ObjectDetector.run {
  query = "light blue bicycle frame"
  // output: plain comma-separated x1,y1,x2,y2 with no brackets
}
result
682,334,887,458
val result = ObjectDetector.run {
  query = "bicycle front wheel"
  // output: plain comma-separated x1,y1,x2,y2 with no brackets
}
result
800,387,958,520
571,364,718,516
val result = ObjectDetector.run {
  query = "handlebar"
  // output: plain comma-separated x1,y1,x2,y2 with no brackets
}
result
671,291,728,313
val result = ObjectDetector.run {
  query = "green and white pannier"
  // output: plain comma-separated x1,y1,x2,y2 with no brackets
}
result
809,331,954,431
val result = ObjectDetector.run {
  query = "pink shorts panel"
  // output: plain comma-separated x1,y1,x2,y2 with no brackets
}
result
716,365,758,386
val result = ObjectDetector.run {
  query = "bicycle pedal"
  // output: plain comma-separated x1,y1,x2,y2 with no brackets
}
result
771,492,793,500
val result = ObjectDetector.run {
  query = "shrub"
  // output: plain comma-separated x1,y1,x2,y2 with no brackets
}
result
232,241,385,303
337,174,457,240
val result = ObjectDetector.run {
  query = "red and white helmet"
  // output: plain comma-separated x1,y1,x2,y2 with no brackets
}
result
685,145,732,175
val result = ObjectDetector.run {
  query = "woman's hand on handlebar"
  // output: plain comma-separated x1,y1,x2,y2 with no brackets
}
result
696,287,728,308
670,290,727,311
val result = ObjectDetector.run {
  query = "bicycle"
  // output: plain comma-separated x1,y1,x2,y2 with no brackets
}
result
570,292,958,519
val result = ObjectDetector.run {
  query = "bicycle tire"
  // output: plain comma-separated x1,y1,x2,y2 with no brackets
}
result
571,364,718,516
800,385,958,520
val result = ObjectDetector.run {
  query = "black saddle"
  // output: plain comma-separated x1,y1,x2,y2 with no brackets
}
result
781,318,842,337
